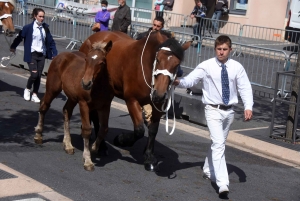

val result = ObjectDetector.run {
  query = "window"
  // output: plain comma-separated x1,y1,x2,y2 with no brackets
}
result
230,0,248,15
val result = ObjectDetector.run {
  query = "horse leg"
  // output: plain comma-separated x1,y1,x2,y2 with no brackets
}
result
34,84,62,144
114,100,145,147
143,108,162,171
91,106,110,155
79,101,94,171
62,99,77,154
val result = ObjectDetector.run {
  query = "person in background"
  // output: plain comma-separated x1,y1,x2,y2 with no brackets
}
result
136,16,183,125
154,0,164,17
173,35,253,196
190,0,207,37
10,8,57,103
111,0,131,34
162,0,174,30
94,0,110,32
211,0,228,34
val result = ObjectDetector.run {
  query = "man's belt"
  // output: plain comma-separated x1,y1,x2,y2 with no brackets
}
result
209,104,232,110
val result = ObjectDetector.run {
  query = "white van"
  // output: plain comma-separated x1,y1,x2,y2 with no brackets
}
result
285,0,300,44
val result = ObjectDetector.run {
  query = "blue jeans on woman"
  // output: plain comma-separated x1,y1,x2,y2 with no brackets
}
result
211,10,222,33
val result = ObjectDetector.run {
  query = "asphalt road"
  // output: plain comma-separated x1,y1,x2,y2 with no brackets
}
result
0,55,300,200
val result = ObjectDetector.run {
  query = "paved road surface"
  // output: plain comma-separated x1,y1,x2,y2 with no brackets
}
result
0,58,300,200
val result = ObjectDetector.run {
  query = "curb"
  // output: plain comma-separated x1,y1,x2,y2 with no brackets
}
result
0,163,71,200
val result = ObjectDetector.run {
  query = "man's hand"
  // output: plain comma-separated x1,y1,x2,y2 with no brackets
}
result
244,110,252,121
173,79,180,86
190,14,195,19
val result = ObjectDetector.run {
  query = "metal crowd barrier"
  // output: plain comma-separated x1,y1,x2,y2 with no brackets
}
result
199,37,290,94
240,25,300,46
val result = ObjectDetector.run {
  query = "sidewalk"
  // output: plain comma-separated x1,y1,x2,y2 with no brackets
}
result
0,163,71,201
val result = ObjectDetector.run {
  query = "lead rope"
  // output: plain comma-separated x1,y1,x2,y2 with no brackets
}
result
1,34,15,67
140,31,176,135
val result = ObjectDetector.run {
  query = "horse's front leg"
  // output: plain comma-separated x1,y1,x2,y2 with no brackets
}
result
79,101,94,171
114,100,145,147
91,104,110,155
34,97,51,144
62,99,77,154
144,106,162,171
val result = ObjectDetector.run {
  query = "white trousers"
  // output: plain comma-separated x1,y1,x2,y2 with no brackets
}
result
203,105,235,187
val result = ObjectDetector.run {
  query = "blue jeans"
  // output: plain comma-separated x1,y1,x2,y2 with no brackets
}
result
211,11,222,33
193,19,204,36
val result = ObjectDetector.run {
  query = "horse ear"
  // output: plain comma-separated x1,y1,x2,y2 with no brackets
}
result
181,41,192,51
104,40,113,53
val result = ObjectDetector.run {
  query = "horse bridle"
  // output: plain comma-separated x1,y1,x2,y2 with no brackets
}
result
140,31,177,135
0,0,14,20
0,0,16,67
151,47,177,91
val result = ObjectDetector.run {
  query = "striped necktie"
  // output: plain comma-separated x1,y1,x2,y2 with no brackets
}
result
38,26,46,56
221,63,230,105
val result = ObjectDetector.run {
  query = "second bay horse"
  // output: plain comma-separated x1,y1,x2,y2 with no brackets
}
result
34,40,112,171
0,0,15,36
80,31,191,171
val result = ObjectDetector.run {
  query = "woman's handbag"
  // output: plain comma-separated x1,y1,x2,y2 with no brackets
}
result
92,22,101,32
155,4,160,11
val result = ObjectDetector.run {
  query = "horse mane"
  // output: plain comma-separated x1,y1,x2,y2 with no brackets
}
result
158,38,184,61
91,41,108,54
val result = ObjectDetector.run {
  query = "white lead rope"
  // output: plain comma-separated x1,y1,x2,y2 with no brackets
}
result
140,31,177,135
1,52,15,67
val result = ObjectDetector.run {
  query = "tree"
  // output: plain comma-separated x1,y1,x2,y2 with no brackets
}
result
286,43,300,141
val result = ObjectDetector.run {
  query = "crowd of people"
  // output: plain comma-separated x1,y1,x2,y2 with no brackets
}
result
9,0,253,197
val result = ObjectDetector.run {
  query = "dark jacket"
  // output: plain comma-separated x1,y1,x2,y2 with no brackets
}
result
162,0,174,11
10,21,57,62
136,28,152,40
191,5,207,23
111,4,131,33
215,0,228,11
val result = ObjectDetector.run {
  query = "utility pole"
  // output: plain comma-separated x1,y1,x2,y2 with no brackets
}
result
286,42,300,140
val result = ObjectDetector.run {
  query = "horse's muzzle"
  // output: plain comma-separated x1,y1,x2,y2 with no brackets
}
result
5,29,15,37
81,78,93,90
151,89,167,103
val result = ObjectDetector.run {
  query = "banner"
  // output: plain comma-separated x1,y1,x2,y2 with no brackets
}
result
55,0,118,16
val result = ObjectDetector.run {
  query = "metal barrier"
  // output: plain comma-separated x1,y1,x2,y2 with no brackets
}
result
199,37,289,93
132,8,188,32
240,24,300,47
270,71,300,144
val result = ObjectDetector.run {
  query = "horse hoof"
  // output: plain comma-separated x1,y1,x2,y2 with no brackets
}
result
144,163,159,172
84,164,95,171
65,148,75,155
113,135,135,147
34,138,43,144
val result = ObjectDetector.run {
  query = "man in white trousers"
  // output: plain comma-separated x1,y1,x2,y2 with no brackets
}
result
173,35,253,196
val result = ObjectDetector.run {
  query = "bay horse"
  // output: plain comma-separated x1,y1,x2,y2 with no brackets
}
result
34,40,112,171
79,31,191,171
0,0,15,36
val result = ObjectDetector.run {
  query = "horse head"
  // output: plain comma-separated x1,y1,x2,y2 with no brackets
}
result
81,39,112,90
0,1,15,37
151,38,191,104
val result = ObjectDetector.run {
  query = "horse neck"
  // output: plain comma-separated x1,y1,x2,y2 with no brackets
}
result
139,36,165,66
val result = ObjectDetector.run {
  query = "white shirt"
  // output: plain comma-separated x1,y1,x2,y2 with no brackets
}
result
31,23,46,53
178,57,253,110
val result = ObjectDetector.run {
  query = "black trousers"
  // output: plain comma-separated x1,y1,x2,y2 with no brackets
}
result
26,51,45,94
